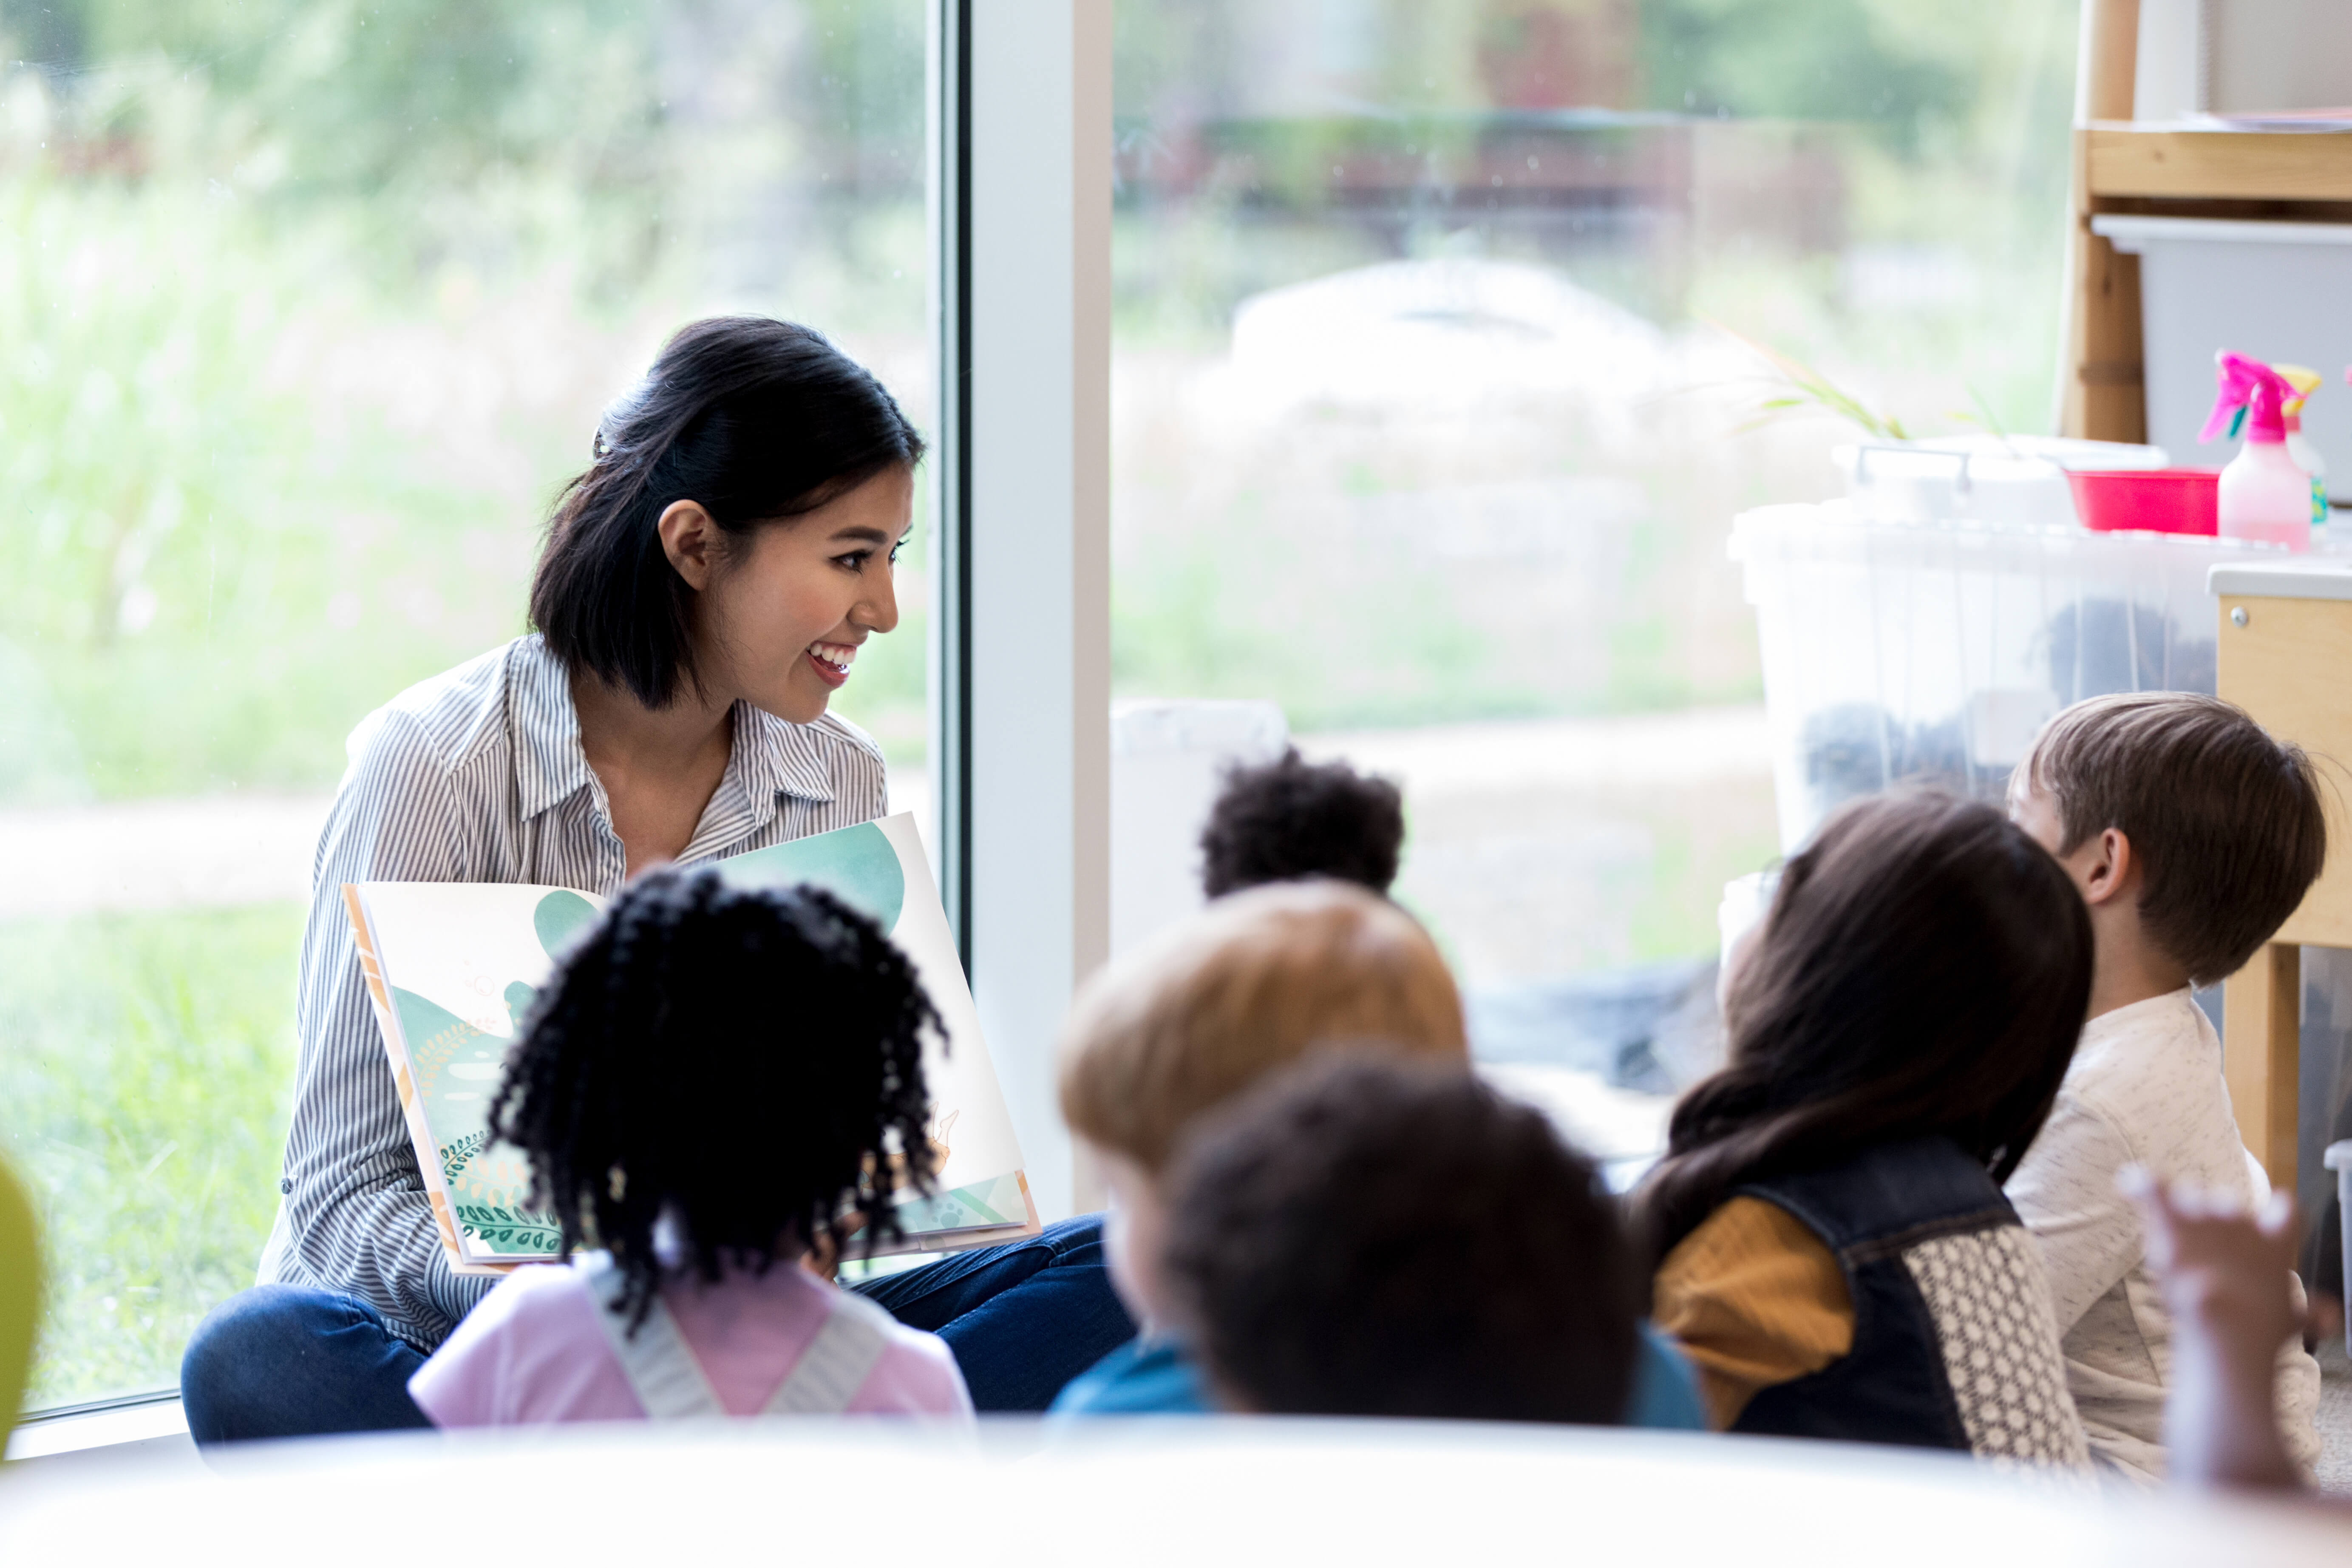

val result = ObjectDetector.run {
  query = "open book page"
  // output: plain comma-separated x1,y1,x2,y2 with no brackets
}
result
714,816,1029,1218
346,813,1038,1269
348,879,604,1266
344,884,535,1274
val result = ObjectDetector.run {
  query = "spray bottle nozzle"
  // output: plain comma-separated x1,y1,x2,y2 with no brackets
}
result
2276,363,2324,419
2202,352,2293,444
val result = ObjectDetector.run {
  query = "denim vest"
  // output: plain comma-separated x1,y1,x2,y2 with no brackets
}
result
1732,1135,2087,1465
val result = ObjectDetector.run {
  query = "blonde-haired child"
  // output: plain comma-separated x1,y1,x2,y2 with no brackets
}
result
1051,879,1702,1426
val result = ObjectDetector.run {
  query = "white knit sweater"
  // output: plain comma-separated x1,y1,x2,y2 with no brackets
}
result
2005,989,2323,1483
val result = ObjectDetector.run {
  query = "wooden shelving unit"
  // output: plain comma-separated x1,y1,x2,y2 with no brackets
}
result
2061,2,2352,1185
2060,0,2352,441
2085,125,2352,203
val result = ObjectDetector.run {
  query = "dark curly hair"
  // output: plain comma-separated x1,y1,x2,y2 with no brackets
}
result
1633,791,2091,1265
489,867,941,1332
1163,1052,1640,1424
1199,748,1404,898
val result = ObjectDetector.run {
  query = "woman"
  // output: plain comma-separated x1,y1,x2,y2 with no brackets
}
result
180,319,1130,1441
1640,791,2093,1463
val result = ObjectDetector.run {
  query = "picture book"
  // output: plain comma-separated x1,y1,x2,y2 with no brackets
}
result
345,813,1039,1270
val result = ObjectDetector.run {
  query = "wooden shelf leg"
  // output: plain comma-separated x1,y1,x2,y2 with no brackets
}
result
2223,941,2301,1192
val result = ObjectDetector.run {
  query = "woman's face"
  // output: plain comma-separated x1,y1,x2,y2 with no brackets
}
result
696,465,912,724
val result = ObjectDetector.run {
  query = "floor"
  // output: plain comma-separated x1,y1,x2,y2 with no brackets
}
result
16,1354,2348,1483
2320,1340,2352,1495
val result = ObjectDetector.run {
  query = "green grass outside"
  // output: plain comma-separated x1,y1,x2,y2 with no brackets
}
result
0,904,301,1410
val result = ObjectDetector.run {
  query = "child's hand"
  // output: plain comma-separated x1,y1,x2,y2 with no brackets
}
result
2120,1166,2302,1491
2122,1167,2299,1355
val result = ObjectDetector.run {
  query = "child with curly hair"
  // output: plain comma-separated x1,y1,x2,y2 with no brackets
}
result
1198,747,1405,898
407,867,971,1424
1164,1054,1644,1424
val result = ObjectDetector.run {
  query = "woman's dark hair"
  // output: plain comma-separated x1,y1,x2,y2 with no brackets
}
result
530,316,923,709
1199,747,1405,899
1164,1051,1640,1424
1634,791,2093,1265
489,867,941,1330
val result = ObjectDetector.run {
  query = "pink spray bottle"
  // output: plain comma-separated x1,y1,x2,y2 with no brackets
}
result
2202,352,2311,551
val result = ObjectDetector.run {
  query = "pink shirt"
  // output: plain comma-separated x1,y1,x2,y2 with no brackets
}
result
409,1259,973,1426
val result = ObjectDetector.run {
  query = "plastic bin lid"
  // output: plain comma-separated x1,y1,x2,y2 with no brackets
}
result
1833,435,2169,474
1729,502,2270,568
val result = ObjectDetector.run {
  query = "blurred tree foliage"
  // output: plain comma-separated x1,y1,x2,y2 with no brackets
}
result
0,0,932,803
1636,0,1966,139
1112,0,2075,321
0,0,923,292
1118,0,2011,142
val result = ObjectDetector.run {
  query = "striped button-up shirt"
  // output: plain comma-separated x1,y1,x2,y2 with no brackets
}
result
271,634,887,1348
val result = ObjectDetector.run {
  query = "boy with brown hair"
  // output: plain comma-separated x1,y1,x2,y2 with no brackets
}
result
2006,691,2327,1481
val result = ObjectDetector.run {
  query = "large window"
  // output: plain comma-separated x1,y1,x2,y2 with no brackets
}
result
3,0,2093,1410
0,0,931,1412
1110,1,2080,1154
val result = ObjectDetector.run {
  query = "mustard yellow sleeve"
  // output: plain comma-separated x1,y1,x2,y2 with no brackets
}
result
1651,1196,1854,1430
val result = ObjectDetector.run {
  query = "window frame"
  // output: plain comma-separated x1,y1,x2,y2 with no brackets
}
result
929,0,1114,1225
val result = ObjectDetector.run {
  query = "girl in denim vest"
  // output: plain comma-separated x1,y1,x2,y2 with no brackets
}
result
1638,791,2092,1467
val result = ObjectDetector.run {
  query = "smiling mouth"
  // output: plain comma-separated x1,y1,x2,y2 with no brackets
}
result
808,640,859,683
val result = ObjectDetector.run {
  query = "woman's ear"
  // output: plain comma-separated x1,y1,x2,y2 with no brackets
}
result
656,500,720,591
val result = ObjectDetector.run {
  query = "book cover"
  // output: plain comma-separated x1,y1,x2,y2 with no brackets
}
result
346,813,1039,1269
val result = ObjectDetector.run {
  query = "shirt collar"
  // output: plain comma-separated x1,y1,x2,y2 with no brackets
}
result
511,635,595,821
674,704,838,861
733,702,840,810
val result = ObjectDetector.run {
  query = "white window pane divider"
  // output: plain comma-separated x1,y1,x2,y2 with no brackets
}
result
930,0,1113,1223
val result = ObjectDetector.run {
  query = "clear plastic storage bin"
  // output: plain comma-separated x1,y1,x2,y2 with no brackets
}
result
1732,502,2270,853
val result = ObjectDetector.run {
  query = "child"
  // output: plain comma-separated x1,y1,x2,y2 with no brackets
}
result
2004,692,2326,1480
1199,747,1405,898
1641,791,2092,1463
2124,1171,2311,1494
1163,1053,1642,1423
1049,879,1704,1428
407,869,972,1424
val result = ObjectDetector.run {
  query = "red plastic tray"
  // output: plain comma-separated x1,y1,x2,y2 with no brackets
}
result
2064,468,2221,536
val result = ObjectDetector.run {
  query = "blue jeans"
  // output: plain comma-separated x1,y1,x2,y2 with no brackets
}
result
180,1214,1133,1442
179,1284,434,1443
849,1214,1136,1410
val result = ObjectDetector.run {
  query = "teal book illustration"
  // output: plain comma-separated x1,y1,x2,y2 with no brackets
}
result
346,814,1037,1269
